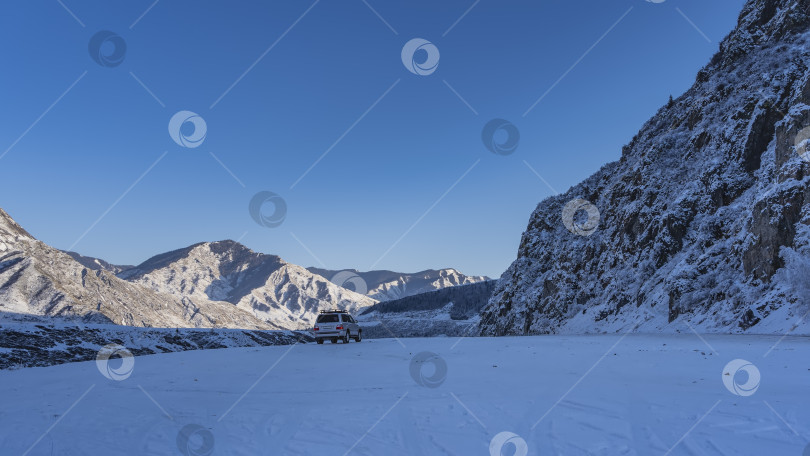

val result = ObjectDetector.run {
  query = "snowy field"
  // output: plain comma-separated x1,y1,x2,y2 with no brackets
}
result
1,334,809,455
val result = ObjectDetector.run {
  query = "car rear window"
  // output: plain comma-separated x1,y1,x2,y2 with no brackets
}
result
316,314,339,323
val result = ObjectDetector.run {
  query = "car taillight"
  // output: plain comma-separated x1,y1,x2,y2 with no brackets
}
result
336,325,343,330
314,326,319,331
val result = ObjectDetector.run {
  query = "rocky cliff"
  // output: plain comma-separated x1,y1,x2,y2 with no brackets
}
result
480,0,810,335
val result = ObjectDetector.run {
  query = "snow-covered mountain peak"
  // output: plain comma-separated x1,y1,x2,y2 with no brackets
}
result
0,208,34,250
0,208,275,329
307,266,489,301
120,240,281,279
120,240,376,329
0,208,379,330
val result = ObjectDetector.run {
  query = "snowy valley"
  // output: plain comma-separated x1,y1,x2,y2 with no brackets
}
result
1,0,810,454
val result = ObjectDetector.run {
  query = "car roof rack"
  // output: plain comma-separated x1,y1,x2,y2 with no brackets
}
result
319,309,348,314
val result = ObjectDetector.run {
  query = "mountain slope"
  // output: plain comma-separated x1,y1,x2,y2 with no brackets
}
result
307,267,488,301
120,241,378,329
480,0,810,336
0,209,275,330
357,280,497,338
360,280,497,319
63,251,133,275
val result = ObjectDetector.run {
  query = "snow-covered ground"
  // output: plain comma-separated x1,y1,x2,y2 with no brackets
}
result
1,334,808,455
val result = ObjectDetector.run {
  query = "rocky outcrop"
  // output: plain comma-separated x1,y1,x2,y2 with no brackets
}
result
480,0,810,335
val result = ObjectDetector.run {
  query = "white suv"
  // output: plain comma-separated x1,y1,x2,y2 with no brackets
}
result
313,310,362,344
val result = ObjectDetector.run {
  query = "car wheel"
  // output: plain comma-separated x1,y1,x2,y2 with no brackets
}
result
331,337,338,344
316,339,324,345
355,331,362,342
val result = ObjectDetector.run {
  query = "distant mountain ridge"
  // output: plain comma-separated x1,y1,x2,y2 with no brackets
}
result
63,251,133,275
360,280,497,319
63,250,487,314
118,240,378,329
357,280,497,338
0,209,275,330
0,207,490,331
307,267,489,301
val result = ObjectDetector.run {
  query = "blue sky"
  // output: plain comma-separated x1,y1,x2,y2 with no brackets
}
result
0,0,745,278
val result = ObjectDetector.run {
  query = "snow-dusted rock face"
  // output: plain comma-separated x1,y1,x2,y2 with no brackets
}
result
0,209,274,330
307,267,489,301
481,0,810,336
120,241,377,329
